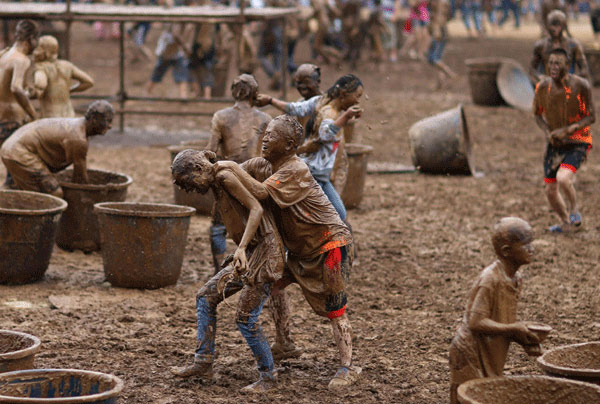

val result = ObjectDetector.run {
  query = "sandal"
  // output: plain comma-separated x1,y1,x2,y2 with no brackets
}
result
327,365,362,390
548,224,564,233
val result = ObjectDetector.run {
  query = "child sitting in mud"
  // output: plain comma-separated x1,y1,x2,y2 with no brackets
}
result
170,150,285,393
449,217,542,404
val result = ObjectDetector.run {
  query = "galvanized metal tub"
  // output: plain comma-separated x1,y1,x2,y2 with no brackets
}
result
94,202,195,289
55,169,132,253
0,369,123,403
408,105,474,175
538,342,600,384
0,331,41,374
0,190,67,285
457,375,600,404
341,143,373,209
497,60,535,111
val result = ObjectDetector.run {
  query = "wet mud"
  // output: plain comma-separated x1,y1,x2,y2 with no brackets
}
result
1,23,600,403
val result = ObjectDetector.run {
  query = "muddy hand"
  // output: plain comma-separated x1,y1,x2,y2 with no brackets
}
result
346,105,363,119
255,94,272,107
512,322,540,345
232,247,248,279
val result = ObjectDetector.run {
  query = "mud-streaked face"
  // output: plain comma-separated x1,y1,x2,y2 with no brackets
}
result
173,167,212,194
548,53,567,81
261,120,290,162
339,85,363,110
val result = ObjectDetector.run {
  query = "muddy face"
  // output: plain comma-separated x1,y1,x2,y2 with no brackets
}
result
548,21,563,39
86,116,113,137
296,78,320,99
339,86,364,110
261,121,290,163
548,53,567,81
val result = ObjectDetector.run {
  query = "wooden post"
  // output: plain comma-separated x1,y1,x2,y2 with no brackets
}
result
281,16,287,100
119,21,125,132
65,0,72,60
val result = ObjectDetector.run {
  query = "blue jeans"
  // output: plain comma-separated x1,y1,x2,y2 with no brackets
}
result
498,0,520,28
316,179,346,221
195,266,274,373
461,1,483,31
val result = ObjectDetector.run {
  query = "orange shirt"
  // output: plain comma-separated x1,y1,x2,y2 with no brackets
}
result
533,74,593,145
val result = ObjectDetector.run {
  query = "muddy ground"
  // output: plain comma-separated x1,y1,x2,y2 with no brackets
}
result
1,17,600,404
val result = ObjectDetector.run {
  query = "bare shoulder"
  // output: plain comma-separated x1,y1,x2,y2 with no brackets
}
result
572,74,592,92
532,39,546,52
535,77,552,93
255,108,272,123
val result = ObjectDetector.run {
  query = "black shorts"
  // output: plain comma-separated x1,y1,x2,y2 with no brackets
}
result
543,143,591,183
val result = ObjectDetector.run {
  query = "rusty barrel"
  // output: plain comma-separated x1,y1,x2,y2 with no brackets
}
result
341,143,373,209
0,331,41,374
538,342,600,384
55,169,132,253
0,369,123,403
465,57,507,106
584,48,600,87
457,375,600,404
0,190,67,285
408,105,474,175
167,140,214,215
94,202,195,289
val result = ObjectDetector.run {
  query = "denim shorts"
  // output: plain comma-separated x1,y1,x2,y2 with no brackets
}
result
150,56,190,83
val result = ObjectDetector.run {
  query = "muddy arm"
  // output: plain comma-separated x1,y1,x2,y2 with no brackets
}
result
69,64,94,93
207,114,222,155
469,313,539,345
68,141,89,184
11,58,37,120
217,168,264,274
529,46,543,83
575,45,592,84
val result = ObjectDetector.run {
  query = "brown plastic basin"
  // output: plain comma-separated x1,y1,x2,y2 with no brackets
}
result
538,342,600,383
0,331,41,374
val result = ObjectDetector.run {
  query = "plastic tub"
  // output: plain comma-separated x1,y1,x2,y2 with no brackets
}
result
0,331,41,374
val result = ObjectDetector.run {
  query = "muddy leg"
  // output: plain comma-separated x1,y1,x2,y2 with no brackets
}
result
545,182,569,225
328,313,361,389
269,278,302,360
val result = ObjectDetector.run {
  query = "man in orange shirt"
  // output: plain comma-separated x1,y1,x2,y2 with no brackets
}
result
533,48,595,232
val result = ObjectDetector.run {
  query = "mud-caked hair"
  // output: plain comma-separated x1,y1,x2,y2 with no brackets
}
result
548,47,569,63
14,20,39,43
491,217,532,256
85,100,114,124
547,10,567,27
294,64,321,84
171,149,216,180
272,115,304,149
231,74,259,102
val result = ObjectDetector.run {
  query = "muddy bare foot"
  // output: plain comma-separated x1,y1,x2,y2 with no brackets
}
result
327,366,362,390
271,341,303,360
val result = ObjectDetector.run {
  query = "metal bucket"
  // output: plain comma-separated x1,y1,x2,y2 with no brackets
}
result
465,57,507,106
167,140,214,215
408,105,474,175
457,375,600,404
0,369,123,403
0,331,41,374
497,60,535,111
537,342,600,384
341,143,373,209
584,48,600,87
0,190,67,285
55,169,132,253
94,202,196,289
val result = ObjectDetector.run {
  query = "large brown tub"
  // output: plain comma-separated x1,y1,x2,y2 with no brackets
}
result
94,202,195,289
55,169,132,252
0,331,41,374
465,57,507,106
0,190,67,285
341,143,373,209
538,342,600,383
457,375,600,404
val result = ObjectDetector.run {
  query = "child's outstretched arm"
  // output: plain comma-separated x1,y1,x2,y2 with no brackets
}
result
469,312,540,346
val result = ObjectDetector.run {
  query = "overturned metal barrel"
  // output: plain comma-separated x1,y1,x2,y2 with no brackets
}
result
465,57,507,106
55,169,132,252
0,369,123,403
167,141,214,215
408,105,474,175
584,48,600,87
94,202,195,289
538,342,600,384
0,331,41,374
0,190,67,285
458,375,600,404
497,60,535,111
341,143,373,209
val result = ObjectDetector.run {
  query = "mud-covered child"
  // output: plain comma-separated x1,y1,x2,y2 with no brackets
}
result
449,217,541,404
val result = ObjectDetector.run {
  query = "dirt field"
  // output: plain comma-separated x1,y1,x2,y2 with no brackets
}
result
1,17,600,403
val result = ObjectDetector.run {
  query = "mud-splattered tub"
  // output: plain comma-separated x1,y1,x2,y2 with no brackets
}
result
0,369,123,403
0,331,41,374
457,375,600,404
538,342,600,384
